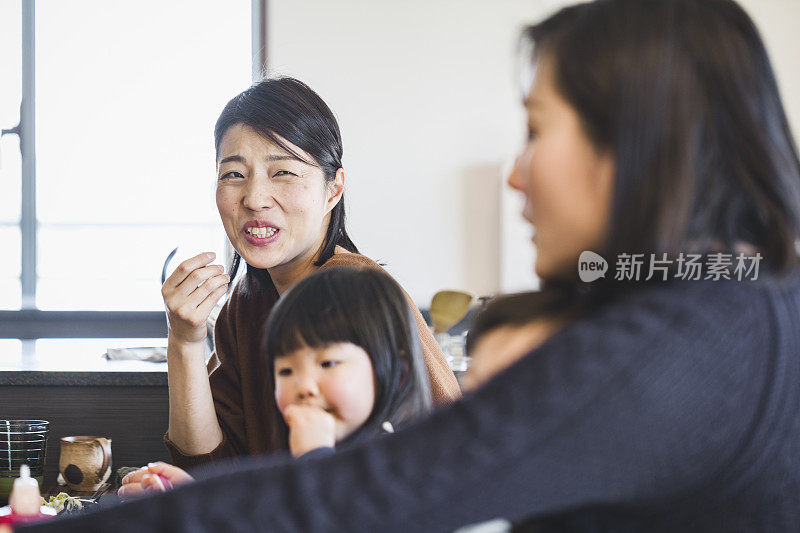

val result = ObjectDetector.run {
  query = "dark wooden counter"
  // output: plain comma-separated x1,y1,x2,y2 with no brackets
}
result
0,358,170,485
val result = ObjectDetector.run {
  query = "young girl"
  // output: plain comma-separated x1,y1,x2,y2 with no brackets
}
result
263,267,432,457
119,267,432,494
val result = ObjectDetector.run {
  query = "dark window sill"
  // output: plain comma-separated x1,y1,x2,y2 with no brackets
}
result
0,310,168,339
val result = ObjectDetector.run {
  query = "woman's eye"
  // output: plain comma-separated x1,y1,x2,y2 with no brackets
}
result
274,170,296,177
277,368,292,376
220,171,244,180
320,360,339,369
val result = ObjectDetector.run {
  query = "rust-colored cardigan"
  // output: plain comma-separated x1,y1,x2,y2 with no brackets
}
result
165,252,461,468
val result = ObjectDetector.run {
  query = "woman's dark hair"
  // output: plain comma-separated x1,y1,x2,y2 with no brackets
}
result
522,0,800,282
262,267,432,449
214,76,359,288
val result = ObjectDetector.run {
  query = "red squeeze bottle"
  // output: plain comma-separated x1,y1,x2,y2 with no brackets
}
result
0,465,57,526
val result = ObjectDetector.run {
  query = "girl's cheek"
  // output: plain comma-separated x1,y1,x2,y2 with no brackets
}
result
325,384,354,417
274,385,289,412
338,383,373,421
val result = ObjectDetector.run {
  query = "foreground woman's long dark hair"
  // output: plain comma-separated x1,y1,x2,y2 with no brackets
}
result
534,0,800,313
532,0,800,270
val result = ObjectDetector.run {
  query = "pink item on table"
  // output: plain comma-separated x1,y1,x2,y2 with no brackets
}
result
151,473,173,492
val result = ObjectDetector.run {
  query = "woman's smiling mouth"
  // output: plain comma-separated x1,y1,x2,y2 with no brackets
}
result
242,221,280,246
246,226,277,238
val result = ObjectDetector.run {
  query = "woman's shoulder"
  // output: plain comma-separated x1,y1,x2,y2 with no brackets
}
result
603,276,797,330
320,250,385,272
503,276,800,496
523,276,800,404
561,278,790,349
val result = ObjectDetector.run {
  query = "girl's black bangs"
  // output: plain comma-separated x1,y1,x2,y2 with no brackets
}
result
266,290,362,361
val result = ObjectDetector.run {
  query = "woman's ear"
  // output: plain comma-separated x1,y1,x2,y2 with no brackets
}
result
326,168,345,213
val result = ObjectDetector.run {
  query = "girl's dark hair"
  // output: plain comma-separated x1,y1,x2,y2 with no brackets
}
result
523,0,800,284
263,267,432,449
214,77,359,289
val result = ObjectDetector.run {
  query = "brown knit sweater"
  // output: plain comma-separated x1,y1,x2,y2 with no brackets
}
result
165,252,461,468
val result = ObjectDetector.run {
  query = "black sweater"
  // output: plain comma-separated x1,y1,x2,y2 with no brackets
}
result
22,278,800,532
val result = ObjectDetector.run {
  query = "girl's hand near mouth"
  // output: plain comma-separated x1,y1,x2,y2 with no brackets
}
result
282,404,337,458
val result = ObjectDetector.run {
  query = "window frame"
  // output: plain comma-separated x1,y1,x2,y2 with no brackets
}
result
0,0,267,340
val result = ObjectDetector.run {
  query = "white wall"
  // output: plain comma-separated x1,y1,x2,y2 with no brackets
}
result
268,0,564,305
738,0,800,139
268,0,800,305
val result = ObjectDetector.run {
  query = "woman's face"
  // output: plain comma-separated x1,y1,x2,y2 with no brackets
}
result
507,57,615,281
215,124,343,271
274,342,376,442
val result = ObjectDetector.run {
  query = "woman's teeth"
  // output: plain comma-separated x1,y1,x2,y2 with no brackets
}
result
246,227,277,238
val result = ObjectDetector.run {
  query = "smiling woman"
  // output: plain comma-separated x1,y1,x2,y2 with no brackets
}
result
215,123,343,295
160,77,460,467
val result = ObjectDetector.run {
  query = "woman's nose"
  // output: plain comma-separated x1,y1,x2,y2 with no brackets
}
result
507,155,525,192
242,175,275,211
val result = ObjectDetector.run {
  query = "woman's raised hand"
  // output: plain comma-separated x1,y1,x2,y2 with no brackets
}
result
118,462,194,499
161,252,230,345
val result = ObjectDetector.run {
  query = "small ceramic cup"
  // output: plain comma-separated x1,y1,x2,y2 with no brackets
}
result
59,436,112,492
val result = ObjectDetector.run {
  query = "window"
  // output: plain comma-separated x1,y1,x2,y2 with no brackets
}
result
0,1,23,311
0,0,262,342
